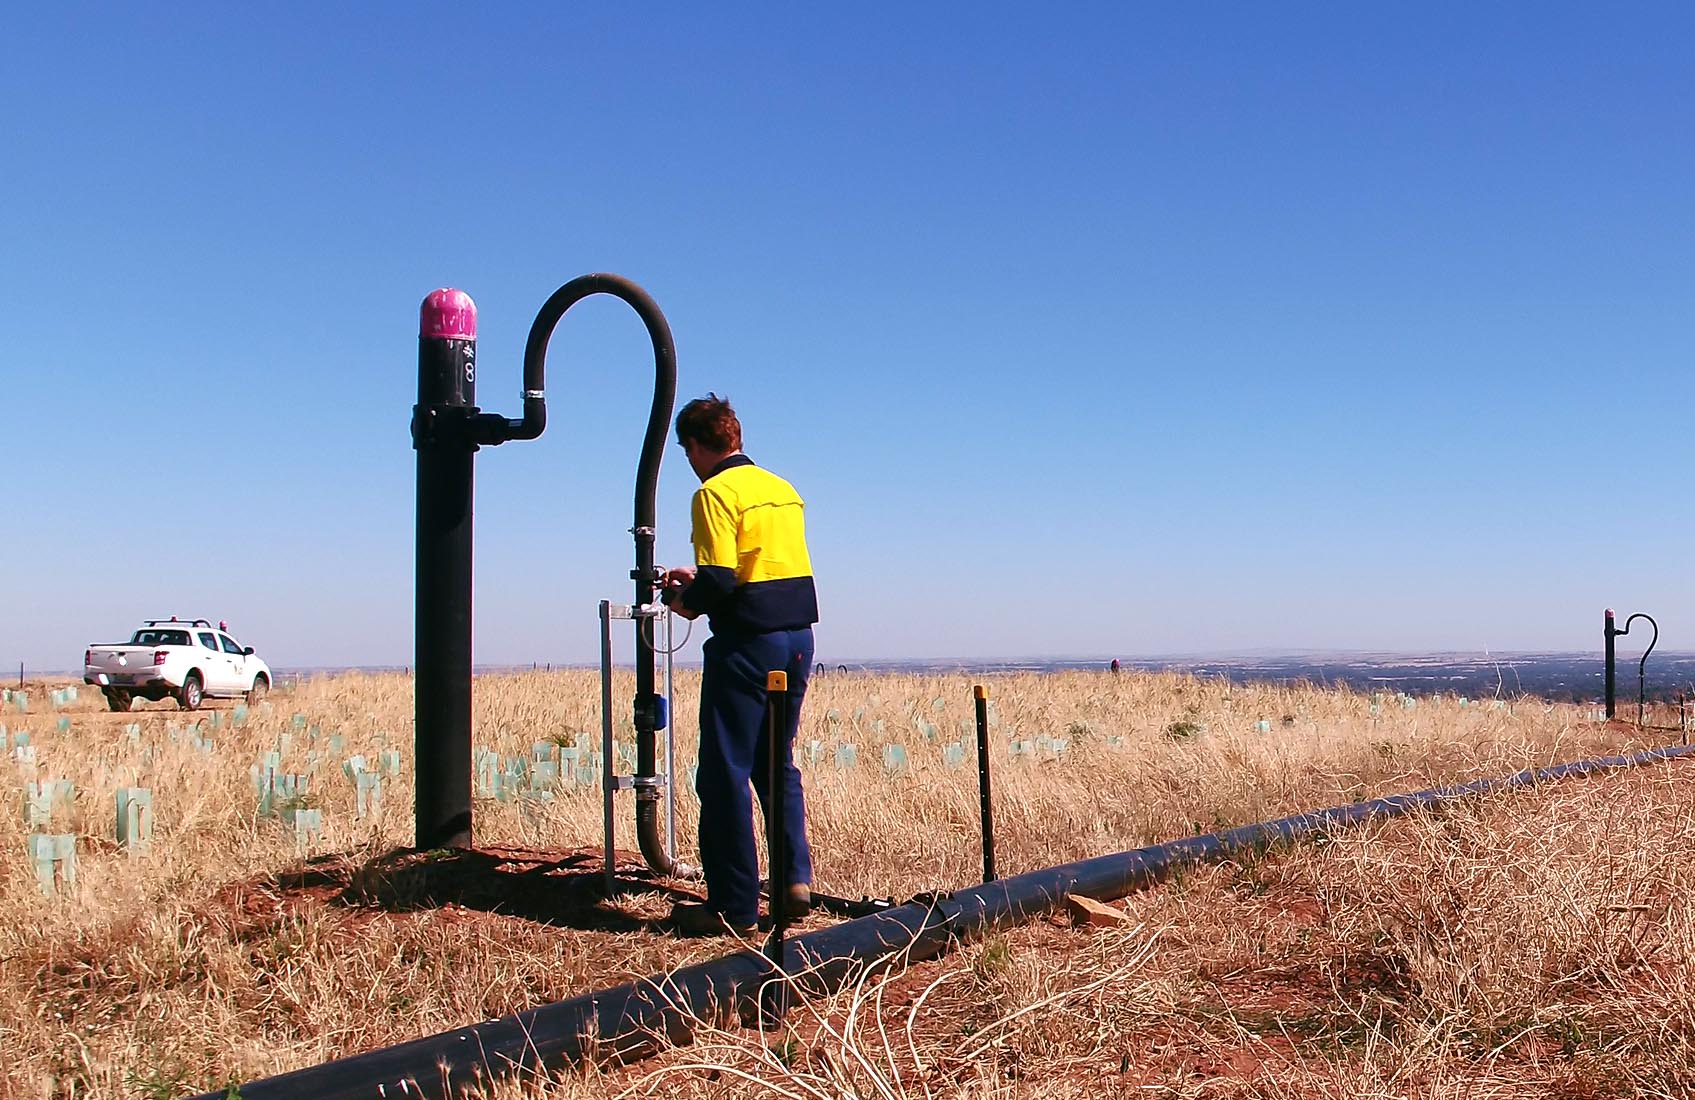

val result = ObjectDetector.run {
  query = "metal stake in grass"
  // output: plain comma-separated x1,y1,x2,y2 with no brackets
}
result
762,670,790,1025
975,684,997,883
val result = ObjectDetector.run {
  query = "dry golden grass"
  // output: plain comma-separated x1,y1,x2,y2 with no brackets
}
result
0,669,1682,1098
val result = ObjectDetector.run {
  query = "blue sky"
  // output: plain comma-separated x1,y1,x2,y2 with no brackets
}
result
4,5,1691,670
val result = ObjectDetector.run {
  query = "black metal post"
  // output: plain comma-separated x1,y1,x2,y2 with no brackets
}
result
974,684,996,883
600,601,617,897
413,290,480,850
1604,609,1617,721
763,670,790,1025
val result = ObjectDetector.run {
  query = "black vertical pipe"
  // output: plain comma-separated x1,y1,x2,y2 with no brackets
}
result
974,684,996,883
413,290,479,850
763,670,790,1025
1604,608,1616,721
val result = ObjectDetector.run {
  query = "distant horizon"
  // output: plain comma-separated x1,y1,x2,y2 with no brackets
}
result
19,645,1689,680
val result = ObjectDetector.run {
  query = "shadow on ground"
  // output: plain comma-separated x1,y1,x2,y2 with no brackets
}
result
262,845,699,933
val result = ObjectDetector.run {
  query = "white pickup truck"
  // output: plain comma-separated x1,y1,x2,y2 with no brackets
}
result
84,619,272,712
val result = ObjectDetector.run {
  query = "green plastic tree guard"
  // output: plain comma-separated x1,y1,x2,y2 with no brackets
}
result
116,788,153,850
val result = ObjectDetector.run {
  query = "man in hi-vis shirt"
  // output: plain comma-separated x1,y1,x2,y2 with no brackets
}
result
661,395,819,936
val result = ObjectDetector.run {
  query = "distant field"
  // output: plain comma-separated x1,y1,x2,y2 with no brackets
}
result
0,669,1690,1098
20,649,1695,703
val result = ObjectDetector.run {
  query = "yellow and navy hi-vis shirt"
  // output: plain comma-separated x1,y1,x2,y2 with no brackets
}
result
682,454,819,634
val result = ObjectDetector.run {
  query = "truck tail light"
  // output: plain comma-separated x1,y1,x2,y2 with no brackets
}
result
84,649,92,667
154,650,168,666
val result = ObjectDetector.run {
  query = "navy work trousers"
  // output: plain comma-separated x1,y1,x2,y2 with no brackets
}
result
696,626,814,926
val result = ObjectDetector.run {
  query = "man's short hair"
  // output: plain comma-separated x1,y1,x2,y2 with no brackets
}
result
675,393,743,453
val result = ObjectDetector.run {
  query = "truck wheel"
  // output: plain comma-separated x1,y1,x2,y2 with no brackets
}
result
246,674,269,705
104,689,132,712
178,673,204,711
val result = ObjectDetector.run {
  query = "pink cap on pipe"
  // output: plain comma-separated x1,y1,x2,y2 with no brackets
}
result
420,288,477,340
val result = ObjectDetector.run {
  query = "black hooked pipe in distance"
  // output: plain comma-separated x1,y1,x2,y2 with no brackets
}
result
521,274,679,877
1623,613,1659,727
1604,610,1661,727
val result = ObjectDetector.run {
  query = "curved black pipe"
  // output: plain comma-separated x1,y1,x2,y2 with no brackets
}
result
204,743,1695,1100
1623,612,1659,726
490,273,680,876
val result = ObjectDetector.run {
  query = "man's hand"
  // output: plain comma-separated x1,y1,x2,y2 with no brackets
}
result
659,566,701,619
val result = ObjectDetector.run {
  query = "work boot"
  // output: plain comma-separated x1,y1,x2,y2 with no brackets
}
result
780,883,812,921
670,901,757,938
